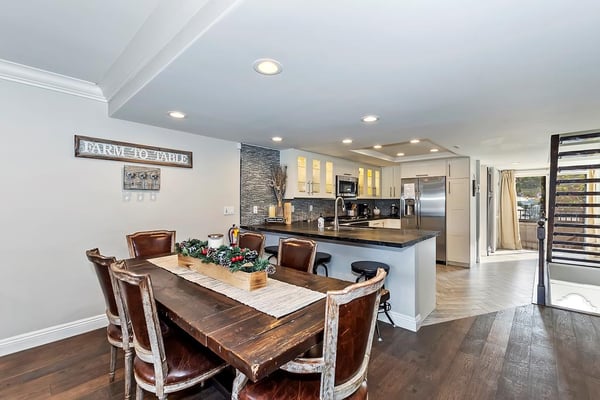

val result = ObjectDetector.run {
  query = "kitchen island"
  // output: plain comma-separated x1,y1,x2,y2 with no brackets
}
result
241,221,438,332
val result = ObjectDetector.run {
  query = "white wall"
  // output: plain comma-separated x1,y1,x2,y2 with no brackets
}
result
0,79,240,341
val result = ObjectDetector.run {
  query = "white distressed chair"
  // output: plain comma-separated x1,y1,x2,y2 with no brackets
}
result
110,261,228,400
235,268,386,400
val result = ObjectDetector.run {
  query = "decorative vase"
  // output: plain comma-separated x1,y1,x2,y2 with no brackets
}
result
276,201,284,217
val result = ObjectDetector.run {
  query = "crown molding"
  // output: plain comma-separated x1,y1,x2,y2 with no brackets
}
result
0,59,106,102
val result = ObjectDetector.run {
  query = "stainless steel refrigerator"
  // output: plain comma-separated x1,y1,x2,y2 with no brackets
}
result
401,176,446,263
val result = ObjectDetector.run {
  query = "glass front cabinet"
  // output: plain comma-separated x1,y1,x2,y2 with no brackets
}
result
280,150,335,198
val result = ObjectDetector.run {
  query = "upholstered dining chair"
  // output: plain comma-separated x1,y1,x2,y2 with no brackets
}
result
109,261,228,400
126,229,175,258
85,248,133,398
277,237,317,273
236,268,387,400
238,231,265,257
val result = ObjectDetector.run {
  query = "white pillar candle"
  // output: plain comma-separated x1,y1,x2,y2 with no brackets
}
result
208,233,224,248
268,205,276,218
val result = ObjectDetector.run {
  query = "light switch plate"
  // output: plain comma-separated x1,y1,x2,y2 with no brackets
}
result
253,205,258,214
224,206,235,215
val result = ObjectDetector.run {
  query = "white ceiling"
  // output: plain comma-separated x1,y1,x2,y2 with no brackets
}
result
2,0,600,170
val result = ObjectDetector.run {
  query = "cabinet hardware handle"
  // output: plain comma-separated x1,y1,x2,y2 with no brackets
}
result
416,174,428,177
448,164,451,177
389,187,392,197
448,181,451,194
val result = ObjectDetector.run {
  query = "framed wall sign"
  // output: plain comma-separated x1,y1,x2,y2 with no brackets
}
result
74,135,193,168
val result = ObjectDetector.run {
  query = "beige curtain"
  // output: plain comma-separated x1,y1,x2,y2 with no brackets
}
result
499,170,522,249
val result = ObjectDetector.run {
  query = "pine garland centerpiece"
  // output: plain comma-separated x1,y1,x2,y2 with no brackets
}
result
176,239,274,274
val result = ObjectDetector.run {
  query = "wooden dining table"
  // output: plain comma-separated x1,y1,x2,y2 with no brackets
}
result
126,256,351,383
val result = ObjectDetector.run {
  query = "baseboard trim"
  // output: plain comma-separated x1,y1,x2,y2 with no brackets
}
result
0,314,107,357
379,310,418,332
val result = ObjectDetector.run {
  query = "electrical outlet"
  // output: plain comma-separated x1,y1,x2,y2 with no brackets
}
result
291,205,295,212
224,206,235,215
253,205,258,214
309,205,313,212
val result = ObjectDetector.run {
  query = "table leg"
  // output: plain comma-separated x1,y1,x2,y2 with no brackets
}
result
231,369,249,400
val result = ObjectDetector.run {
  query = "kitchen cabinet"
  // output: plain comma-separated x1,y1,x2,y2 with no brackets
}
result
381,166,401,199
446,177,470,265
357,165,381,198
280,150,335,198
447,158,470,179
400,159,446,178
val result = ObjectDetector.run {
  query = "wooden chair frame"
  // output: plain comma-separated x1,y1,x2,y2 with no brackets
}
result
237,231,266,258
126,230,176,258
277,237,317,273
234,268,386,400
109,261,227,399
85,248,133,399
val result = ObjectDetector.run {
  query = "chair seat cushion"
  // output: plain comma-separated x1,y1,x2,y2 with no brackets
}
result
238,370,367,400
107,323,123,347
134,327,226,385
264,245,279,255
314,252,331,264
351,261,390,277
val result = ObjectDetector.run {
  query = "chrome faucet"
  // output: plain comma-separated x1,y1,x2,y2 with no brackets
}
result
333,196,346,231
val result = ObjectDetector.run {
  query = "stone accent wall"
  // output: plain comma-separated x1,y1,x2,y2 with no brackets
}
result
240,144,280,225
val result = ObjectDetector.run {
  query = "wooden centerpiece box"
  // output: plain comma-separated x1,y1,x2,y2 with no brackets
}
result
178,254,267,291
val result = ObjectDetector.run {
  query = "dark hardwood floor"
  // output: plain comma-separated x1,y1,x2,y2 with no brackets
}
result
2,304,600,399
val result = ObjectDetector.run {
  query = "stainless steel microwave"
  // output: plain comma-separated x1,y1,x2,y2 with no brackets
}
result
336,175,358,198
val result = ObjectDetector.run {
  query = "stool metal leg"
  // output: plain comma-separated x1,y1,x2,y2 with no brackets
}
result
375,320,383,342
382,302,396,327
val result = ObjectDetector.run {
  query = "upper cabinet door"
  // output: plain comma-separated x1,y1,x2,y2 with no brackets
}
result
280,149,335,198
401,159,445,178
357,165,381,198
381,166,401,199
447,158,470,179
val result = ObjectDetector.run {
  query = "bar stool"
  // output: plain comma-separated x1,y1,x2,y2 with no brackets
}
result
351,261,396,341
264,245,279,262
313,252,331,277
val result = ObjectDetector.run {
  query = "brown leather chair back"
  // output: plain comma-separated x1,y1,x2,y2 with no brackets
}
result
85,248,119,323
126,230,175,258
321,268,386,398
109,262,161,358
277,237,317,273
238,232,265,257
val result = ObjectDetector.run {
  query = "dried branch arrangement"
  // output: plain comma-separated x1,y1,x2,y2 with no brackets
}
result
268,164,287,206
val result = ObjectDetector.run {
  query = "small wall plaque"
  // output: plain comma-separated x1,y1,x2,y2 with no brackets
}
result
123,165,160,190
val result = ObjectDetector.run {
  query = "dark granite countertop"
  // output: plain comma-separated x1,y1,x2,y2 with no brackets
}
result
241,221,438,249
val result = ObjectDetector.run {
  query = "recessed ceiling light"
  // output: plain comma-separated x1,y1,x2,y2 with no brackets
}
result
396,152,405,156
410,139,420,144
373,145,382,149
361,115,379,123
342,139,353,144
272,136,283,142
512,162,520,165
168,111,186,119
253,58,282,75
430,148,439,152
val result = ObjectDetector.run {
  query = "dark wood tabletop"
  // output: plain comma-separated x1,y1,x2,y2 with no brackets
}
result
126,257,351,382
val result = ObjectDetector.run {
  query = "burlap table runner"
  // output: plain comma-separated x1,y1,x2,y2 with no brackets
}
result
148,255,326,318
